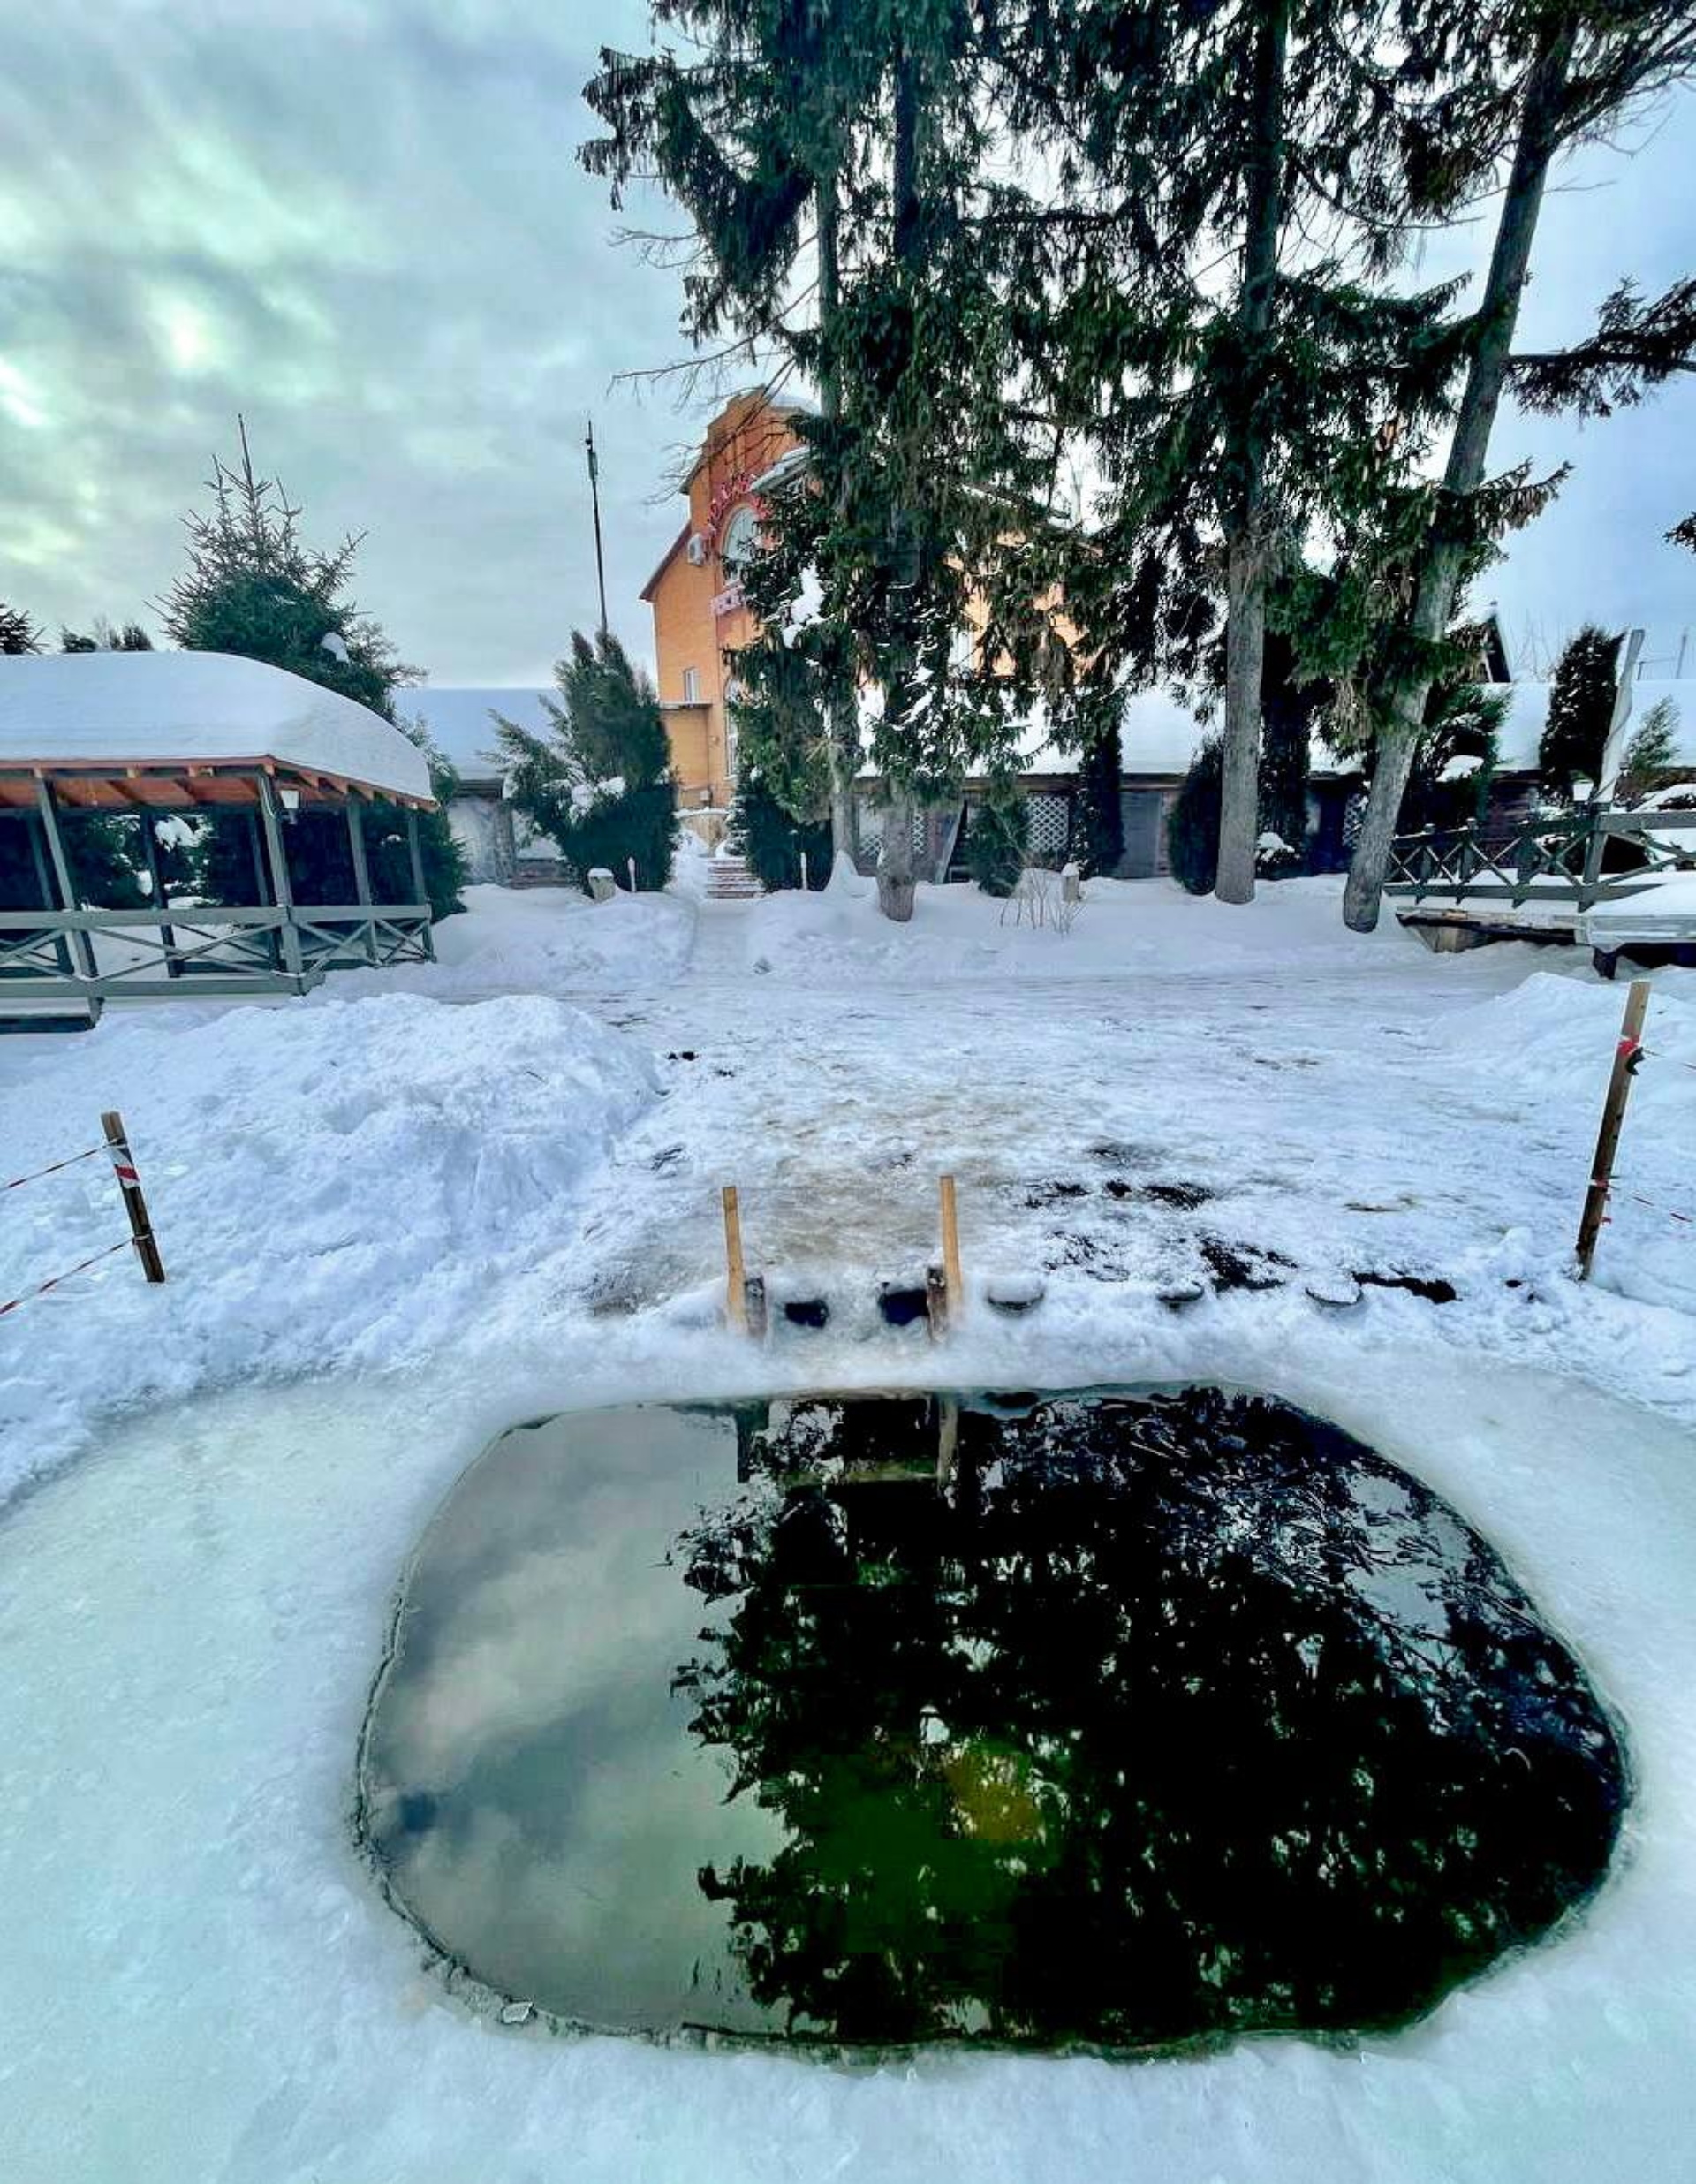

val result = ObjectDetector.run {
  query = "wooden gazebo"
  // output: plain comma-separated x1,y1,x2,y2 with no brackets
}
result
0,651,436,1028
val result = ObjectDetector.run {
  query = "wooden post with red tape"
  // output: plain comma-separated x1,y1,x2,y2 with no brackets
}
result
1576,980,1651,1280
102,1110,166,1285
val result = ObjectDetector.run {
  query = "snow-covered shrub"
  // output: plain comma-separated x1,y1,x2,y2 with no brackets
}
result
1169,736,1223,894
730,770,830,891
966,787,1028,897
1256,830,1299,877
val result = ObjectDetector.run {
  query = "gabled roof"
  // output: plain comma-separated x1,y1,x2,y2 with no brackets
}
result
640,523,695,604
0,650,432,802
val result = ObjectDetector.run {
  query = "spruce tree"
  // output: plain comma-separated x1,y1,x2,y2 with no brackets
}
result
729,770,831,891
491,631,678,892
61,618,153,653
965,784,1030,898
1342,4,1696,929
0,601,42,654
163,421,465,920
1616,696,1680,802
1539,625,1622,797
1169,739,1226,896
585,2,1062,919
1071,718,1125,878
999,0,1472,908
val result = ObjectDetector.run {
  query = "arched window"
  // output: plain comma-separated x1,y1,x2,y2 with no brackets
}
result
719,504,760,574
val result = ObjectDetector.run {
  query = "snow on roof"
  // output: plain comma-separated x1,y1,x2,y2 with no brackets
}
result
403,687,552,778
0,650,433,801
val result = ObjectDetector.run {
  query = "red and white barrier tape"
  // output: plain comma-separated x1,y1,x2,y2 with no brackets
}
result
1592,1179,1694,1228
4,1145,103,1192
0,1237,131,1319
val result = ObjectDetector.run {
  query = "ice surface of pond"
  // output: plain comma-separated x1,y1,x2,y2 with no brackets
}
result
359,1387,1627,2052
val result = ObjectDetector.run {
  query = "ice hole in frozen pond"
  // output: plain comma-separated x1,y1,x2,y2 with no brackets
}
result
356,1387,1628,2056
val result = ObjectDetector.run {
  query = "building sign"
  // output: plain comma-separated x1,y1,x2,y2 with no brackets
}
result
707,470,761,541
711,580,746,619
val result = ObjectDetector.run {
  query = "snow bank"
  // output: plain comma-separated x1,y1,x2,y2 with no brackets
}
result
327,883,696,1000
0,991,656,1496
731,873,1408,982
1434,972,1696,1316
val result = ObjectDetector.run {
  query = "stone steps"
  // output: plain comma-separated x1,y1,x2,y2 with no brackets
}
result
706,854,764,901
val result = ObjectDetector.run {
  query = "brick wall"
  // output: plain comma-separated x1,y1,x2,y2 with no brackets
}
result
644,392,806,809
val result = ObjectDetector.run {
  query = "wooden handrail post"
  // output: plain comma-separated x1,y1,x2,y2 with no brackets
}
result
102,1110,166,1285
722,1185,748,1331
1576,979,1651,1279
255,772,305,979
940,1175,964,1321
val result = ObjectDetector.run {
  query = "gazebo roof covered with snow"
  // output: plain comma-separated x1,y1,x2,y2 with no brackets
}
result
1,652,437,1028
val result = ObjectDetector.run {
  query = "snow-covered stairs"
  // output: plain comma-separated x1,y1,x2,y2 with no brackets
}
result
706,852,763,901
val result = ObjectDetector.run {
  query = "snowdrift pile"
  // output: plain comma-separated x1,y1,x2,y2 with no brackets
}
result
333,884,696,1000
1436,971,1696,1314
0,991,656,1496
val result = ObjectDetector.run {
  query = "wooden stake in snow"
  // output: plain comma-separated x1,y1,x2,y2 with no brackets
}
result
926,1262,950,1338
102,1110,166,1285
626,856,638,894
1577,980,1651,1280
940,1175,964,1321
799,851,810,894
722,1184,748,1331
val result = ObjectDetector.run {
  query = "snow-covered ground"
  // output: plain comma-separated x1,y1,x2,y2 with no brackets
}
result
2,872,1693,2181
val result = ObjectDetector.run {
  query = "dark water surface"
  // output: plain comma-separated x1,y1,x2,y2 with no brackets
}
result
358,1388,1627,2053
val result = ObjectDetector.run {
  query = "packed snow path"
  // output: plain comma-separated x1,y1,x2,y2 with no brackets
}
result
1,874,1692,2182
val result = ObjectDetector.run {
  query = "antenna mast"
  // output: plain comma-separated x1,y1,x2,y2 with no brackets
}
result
586,419,610,639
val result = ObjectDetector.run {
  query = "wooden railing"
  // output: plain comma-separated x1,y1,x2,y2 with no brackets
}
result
0,902,433,1000
1385,808,1696,908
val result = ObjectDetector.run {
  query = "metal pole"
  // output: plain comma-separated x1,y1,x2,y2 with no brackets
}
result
254,772,306,979
586,418,609,640
1576,979,1651,1279
34,777,98,980
102,1110,166,1284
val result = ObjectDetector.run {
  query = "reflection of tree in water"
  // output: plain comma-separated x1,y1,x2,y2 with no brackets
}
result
675,1390,1626,2051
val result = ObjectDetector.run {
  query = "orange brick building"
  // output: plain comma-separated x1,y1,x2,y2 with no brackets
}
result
640,390,808,812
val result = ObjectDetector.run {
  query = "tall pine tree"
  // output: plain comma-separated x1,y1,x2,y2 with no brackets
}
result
1539,624,1623,797
490,631,678,892
585,1,1064,918
163,421,466,920
1342,1,1696,929
989,0,1476,906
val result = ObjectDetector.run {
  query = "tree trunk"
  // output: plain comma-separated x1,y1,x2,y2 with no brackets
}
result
1220,540,1267,900
1215,0,1288,906
877,792,916,921
816,165,860,870
874,44,924,924
1343,22,1573,932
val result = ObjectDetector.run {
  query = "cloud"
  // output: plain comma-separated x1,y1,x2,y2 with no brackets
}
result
0,0,700,678
2,9,1692,682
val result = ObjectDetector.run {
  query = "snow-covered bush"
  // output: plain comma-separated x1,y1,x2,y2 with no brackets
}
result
965,787,1029,897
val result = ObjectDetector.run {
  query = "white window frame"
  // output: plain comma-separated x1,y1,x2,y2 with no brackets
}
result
682,666,700,704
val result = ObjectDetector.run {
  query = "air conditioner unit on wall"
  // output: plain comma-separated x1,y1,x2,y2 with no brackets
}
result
686,533,708,566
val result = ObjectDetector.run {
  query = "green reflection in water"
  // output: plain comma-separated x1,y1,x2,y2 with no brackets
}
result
359,1388,1627,2054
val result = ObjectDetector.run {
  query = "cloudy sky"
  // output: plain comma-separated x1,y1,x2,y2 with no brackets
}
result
3,1,1693,689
